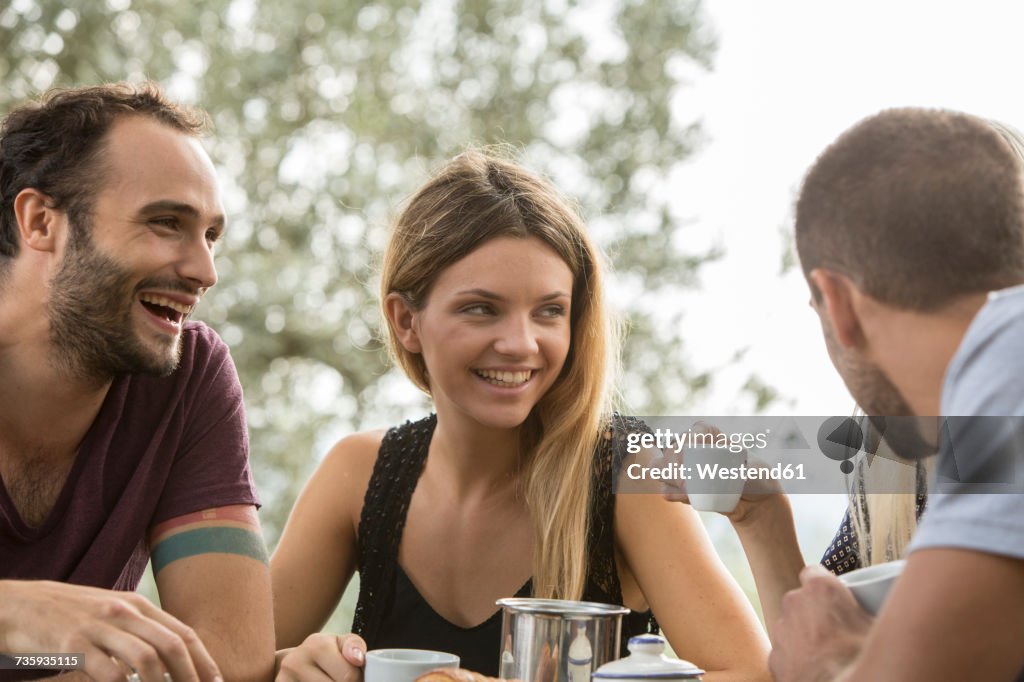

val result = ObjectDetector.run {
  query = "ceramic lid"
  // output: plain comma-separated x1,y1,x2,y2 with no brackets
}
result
592,635,704,680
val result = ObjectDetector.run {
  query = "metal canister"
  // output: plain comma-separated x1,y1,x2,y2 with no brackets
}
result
496,598,629,682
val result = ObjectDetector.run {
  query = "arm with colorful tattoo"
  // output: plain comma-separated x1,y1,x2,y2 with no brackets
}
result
149,504,275,682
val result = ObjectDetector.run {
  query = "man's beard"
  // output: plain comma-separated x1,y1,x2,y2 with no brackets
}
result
820,318,937,459
851,359,937,459
48,225,188,382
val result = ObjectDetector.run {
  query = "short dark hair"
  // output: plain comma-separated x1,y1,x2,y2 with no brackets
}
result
0,81,210,260
795,108,1024,311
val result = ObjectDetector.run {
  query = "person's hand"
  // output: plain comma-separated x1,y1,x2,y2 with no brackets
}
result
0,580,221,682
768,565,873,682
275,633,366,682
662,422,786,526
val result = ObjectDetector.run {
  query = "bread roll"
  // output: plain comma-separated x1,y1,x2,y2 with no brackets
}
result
416,669,508,682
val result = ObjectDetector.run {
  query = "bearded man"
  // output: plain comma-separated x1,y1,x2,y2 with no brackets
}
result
770,108,1024,681
0,83,273,682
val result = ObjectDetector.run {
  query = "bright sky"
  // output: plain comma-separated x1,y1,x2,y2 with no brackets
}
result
675,0,1024,417
668,0,1024,551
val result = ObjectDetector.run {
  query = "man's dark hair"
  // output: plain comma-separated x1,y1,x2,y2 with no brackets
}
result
795,108,1024,311
0,81,210,260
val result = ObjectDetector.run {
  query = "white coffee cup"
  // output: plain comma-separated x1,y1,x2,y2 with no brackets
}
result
837,559,906,615
684,444,747,513
364,649,460,682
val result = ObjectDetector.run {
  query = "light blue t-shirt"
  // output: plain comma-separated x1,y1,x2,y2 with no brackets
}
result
910,284,1024,558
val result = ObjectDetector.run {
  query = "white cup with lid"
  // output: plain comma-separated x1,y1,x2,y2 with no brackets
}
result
592,635,703,682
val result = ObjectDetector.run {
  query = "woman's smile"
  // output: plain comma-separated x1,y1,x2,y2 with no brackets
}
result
406,235,573,430
472,368,536,388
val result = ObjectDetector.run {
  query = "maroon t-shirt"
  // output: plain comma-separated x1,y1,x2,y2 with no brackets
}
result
0,321,259,590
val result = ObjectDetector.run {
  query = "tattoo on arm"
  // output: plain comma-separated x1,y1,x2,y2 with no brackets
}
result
150,526,269,574
150,505,258,537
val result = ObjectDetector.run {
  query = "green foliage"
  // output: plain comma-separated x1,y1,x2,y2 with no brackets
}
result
742,375,782,413
0,0,724,546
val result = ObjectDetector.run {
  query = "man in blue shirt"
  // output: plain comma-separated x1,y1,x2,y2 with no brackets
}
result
771,109,1024,681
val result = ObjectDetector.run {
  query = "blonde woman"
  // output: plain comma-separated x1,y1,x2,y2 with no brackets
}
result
821,414,927,575
270,150,771,681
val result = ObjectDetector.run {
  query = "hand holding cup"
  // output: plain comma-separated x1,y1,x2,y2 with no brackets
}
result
663,422,785,521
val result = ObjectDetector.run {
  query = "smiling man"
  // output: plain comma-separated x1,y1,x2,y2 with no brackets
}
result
0,83,273,681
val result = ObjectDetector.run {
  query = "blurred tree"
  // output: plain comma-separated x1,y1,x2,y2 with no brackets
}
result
1,0,725,547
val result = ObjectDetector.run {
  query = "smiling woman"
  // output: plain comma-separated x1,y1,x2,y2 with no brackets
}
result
270,150,772,682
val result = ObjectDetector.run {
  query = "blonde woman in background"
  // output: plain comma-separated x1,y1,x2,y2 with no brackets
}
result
270,150,771,681
821,413,927,575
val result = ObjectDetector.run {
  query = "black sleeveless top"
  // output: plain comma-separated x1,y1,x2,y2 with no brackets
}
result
352,414,658,675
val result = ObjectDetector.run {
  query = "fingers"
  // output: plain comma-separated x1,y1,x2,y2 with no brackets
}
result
278,666,336,682
295,668,337,682
90,602,194,682
799,564,834,584
691,420,722,437
794,565,847,606
77,646,131,682
11,583,221,682
338,633,367,668
312,637,353,681
86,593,221,682
793,565,869,620
277,634,362,682
127,594,221,681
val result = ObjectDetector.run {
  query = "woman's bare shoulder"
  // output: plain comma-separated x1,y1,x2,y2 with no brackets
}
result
291,429,389,534
319,429,388,483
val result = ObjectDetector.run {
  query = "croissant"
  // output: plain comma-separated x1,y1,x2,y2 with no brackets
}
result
416,669,508,682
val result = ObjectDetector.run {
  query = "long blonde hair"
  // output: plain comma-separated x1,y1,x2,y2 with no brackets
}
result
380,149,617,599
847,423,922,566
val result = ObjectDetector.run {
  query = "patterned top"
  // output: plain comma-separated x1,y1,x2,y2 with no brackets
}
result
351,414,658,675
820,460,928,575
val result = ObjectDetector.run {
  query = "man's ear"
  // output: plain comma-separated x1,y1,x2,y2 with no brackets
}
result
809,268,866,348
13,188,64,253
383,293,422,353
